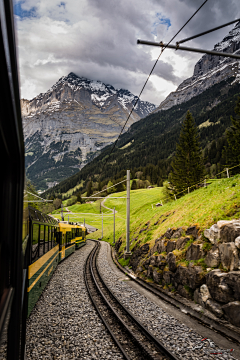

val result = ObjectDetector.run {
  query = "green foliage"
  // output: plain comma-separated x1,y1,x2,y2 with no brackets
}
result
223,96,240,173
131,179,137,190
107,180,116,194
118,258,130,267
170,111,205,194
162,181,174,203
53,198,62,209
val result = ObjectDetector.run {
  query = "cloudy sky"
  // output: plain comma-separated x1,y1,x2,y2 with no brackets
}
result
14,0,239,105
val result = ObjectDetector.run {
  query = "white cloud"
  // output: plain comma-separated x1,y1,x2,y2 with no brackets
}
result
14,0,240,104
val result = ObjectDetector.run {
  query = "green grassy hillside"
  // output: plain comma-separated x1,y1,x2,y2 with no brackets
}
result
52,175,240,252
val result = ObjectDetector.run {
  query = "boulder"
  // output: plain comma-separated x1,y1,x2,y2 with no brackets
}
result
163,228,174,239
172,228,184,239
205,299,224,318
219,242,239,271
167,252,177,272
186,243,204,261
155,236,163,244
217,219,239,228
155,255,167,269
136,266,143,274
205,245,220,268
143,258,150,269
177,285,192,300
186,226,199,239
176,237,190,250
222,301,240,326
153,269,163,283
129,243,150,271
235,236,240,249
156,239,166,253
194,284,211,307
188,266,205,290
206,270,235,303
166,241,176,253
163,270,174,285
150,255,158,266
223,271,240,301
220,222,240,243
204,224,220,244
173,266,189,287
147,265,153,278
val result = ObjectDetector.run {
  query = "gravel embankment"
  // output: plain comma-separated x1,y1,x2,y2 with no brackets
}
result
97,241,236,360
26,241,124,360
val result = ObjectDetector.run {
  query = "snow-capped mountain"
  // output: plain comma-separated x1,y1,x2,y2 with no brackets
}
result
156,21,240,111
22,73,156,190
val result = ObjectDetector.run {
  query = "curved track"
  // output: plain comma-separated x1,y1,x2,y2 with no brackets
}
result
84,240,179,360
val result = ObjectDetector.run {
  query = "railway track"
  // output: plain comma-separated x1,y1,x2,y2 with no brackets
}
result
84,240,179,360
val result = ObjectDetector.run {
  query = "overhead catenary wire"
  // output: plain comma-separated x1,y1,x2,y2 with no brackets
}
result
100,0,209,173
177,18,240,45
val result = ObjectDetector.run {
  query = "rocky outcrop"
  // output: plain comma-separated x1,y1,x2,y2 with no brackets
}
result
205,245,220,268
219,243,239,271
155,22,240,112
222,301,240,326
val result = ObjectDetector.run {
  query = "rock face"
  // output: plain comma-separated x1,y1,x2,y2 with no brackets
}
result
22,73,156,190
155,22,240,112
222,301,240,326
205,245,220,268
219,243,239,271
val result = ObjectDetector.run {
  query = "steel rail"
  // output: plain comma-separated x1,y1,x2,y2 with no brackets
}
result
86,240,178,360
84,241,130,360
137,40,240,60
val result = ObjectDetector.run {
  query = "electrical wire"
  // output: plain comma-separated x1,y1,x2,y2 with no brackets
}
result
100,0,209,172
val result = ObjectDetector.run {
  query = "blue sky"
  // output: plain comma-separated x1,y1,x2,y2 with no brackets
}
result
152,13,171,37
14,1,37,18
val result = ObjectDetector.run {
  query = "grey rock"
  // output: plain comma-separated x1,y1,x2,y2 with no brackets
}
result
166,241,176,253
186,226,199,239
177,285,192,300
219,242,239,271
188,267,205,290
163,270,174,285
147,265,153,278
205,245,220,268
150,255,158,266
220,222,240,243
194,288,204,307
200,284,212,302
156,239,166,254
223,271,240,301
222,301,240,326
176,237,190,250
186,243,204,261
172,228,184,239
235,236,240,249
153,269,163,283
129,243,150,271
205,299,224,318
167,252,177,272
204,224,220,244
163,228,174,239
173,266,189,287
155,255,167,269
206,270,235,303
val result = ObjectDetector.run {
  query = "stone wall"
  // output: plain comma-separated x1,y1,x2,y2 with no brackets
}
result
115,220,240,327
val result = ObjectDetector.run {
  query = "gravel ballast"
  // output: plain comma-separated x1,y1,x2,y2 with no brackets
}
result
97,241,237,360
26,241,124,360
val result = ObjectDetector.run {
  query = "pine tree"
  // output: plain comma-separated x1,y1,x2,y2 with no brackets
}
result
131,179,137,190
223,97,240,174
170,111,204,194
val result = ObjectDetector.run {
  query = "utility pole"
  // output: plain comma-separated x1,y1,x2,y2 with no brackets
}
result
102,212,103,239
125,170,131,258
113,207,115,244
61,204,64,221
100,201,101,214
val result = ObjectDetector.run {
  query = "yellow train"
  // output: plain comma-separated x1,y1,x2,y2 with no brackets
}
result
27,206,87,316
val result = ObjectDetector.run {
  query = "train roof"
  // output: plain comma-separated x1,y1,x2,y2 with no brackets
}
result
28,206,59,226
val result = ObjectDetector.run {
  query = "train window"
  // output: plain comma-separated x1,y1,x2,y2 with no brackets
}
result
53,227,57,245
48,226,52,250
79,228,82,237
45,226,49,253
31,224,39,263
39,225,44,257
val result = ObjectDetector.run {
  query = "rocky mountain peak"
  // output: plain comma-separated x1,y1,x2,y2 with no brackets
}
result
156,21,240,111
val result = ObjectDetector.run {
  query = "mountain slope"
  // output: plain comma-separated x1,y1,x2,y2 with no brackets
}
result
156,21,240,111
22,73,156,190
44,77,240,197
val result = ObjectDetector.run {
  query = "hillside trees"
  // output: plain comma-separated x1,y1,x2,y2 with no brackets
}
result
170,111,205,195
223,96,240,174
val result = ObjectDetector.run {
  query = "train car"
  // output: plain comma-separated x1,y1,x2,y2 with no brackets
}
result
27,207,59,316
75,224,87,249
